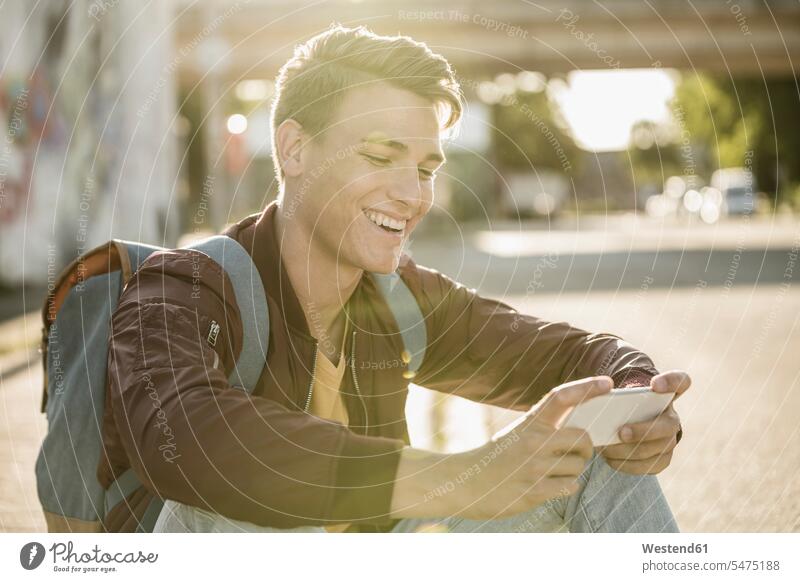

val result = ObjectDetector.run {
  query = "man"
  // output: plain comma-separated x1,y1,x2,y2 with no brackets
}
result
103,25,690,533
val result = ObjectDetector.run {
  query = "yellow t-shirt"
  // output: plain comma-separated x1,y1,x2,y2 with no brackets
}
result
307,317,352,532
307,333,349,426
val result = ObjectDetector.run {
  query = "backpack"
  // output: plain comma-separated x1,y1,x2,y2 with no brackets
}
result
36,234,426,532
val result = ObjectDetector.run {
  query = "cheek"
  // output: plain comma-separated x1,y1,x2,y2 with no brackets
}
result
348,168,387,194
421,183,435,211
409,184,434,226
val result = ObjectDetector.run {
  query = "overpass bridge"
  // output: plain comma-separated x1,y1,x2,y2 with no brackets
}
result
175,0,800,81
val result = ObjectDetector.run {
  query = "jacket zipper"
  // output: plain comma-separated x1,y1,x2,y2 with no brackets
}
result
302,342,319,412
349,330,369,435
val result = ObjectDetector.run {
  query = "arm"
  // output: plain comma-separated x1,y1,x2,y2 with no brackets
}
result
398,259,687,481
402,260,658,409
107,250,403,528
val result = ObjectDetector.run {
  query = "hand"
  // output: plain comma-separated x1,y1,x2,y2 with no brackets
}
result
599,369,691,475
390,376,613,521
459,375,616,520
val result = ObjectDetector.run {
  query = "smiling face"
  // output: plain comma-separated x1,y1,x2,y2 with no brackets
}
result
285,82,445,274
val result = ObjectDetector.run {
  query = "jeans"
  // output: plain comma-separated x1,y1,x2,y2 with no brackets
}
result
153,453,679,533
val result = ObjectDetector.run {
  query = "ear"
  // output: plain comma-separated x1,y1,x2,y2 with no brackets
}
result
275,118,307,178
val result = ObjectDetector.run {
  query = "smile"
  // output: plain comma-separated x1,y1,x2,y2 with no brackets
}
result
363,209,407,235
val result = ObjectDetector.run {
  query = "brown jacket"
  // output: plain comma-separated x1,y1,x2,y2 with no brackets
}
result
100,201,658,532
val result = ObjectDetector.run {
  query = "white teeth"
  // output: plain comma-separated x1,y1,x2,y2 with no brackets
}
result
365,210,406,232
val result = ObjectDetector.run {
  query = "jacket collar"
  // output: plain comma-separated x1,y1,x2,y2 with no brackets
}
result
231,200,377,340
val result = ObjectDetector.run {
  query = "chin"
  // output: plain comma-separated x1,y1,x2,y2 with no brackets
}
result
370,263,397,275
359,252,399,274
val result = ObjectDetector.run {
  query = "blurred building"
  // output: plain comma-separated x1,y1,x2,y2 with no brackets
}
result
0,0,180,285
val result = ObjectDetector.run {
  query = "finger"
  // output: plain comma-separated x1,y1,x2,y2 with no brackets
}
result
600,435,676,461
540,427,594,459
529,376,613,427
651,370,692,399
524,426,592,458
619,408,680,443
532,453,589,478
605,451,672,475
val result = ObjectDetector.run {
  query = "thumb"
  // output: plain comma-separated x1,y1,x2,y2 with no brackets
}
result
529,376,613,428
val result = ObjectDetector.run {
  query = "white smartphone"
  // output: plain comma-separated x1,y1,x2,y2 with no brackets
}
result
562,387,674,446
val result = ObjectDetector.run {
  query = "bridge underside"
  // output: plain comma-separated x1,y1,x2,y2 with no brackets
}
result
175,0,800,82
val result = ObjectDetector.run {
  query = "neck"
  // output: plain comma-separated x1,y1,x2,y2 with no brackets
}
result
274,200,363,332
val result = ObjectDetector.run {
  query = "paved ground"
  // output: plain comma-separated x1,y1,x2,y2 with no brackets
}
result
2,213,798,532
0,348,47,532
512,284,800,532
408,213,800,532
405,282,800,532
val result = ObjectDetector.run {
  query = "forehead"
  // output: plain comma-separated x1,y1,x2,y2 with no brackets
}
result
326,82,443,148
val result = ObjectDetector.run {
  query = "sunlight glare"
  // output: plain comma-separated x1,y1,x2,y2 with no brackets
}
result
550,69,678,152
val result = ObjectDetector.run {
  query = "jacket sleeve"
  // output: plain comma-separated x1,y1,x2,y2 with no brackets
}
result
405,260,659,411
107,250,403,528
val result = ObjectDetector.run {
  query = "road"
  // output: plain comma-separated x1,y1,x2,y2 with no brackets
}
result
2,213,798,532
409,213,800,532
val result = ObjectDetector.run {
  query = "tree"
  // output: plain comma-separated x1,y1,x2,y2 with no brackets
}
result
671,73,800,207
492,88,579,175
626,119,683,187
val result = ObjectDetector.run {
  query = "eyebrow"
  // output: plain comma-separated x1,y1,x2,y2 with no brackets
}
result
361,134,446,165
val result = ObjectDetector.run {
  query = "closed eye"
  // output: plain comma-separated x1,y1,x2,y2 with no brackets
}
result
362,152,437,181
361,153,391,167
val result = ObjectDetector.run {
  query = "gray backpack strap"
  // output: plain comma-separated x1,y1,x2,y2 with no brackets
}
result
187,235,269,393
103,467,166,532
104,468,149,532
371,272,427,375
103,236,268,531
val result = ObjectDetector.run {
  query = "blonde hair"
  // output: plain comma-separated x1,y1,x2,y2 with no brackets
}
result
270,25,463,180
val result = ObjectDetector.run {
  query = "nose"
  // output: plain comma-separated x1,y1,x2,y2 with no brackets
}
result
387,164,426,212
